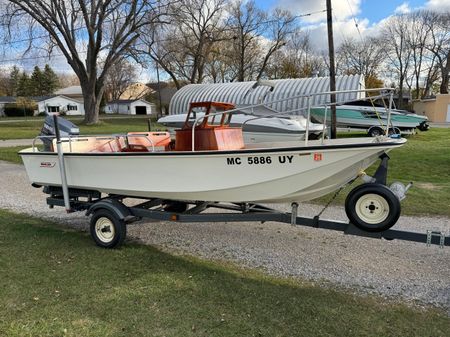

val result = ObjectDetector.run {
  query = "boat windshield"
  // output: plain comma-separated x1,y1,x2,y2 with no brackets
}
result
184,102,234,129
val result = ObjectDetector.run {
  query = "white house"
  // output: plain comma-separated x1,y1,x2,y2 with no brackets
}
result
36,95,85,115
105,99,155,115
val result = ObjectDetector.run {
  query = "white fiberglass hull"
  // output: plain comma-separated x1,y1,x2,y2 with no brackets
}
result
20,137,406,203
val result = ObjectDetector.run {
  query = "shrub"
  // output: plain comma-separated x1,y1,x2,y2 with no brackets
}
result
4,103,35,117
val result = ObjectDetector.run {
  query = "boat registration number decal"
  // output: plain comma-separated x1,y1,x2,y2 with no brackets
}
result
314,153,323,161
40,161,56,168
226,155,294,166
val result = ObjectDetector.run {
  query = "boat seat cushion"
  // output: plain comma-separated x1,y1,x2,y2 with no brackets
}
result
175,128,244,151
126,132,171,151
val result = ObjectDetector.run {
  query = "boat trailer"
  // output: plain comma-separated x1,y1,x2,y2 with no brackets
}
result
44,186,449,249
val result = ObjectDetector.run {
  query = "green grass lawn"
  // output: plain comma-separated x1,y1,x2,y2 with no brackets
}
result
0,116,164,140
0,209,448,337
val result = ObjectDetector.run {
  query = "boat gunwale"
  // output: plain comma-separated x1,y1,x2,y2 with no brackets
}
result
19,139,406,157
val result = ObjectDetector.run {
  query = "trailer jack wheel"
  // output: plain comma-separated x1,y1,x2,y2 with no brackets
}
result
90,209,126,248
345,183,401,232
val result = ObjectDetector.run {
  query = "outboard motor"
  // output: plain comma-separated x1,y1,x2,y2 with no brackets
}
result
40,114,80,151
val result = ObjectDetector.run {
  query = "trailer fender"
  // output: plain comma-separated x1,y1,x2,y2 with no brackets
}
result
86,199,131,220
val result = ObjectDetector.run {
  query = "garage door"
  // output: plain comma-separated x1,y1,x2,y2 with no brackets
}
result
135,106,147,115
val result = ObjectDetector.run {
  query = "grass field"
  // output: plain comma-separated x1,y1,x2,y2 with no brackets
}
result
0,209,448,337
0,115,164,140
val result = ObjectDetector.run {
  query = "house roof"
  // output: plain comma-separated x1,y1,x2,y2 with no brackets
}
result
108,98,154,105
0,95,83,104
34,94,83,104
55,85,82,95
31,95,57,102
0,96,17,103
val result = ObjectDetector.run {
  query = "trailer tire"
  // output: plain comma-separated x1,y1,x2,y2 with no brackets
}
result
368,126,383,137
418,122,429,131
90,209,126,248
388,127,401,135
345,183,401,232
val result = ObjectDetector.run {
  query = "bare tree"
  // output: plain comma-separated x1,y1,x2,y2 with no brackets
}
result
380,14,412,108
138,0,226,89
337,37,384,87
226,0,265,81
404,11,432,99
57,72,81,88
1,0,167,124
424,11,450,94
267,29,325,79
220,1,295,81
104,59,139,100
255,8,295,80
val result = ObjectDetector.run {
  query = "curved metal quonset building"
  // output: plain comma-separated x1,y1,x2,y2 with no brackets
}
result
169,75,365,115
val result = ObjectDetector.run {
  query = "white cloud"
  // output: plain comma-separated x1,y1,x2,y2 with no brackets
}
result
302,17,370,51
425,0,450,12
274,0,366,49
394,2,411,14
275,0,361,23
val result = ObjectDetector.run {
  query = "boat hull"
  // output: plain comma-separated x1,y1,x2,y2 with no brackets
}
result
20,138,406,203
310,106,426,130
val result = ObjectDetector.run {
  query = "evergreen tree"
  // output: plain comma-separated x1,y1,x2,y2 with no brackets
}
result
8,66,20,96
16,71,32,97
42,64,59,95
30,66,44,96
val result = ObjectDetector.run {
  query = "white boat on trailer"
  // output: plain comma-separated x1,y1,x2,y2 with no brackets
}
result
158,105,325,143
20,89,446,249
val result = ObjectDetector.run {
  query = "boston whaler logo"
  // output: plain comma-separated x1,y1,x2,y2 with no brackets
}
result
40,161,56,168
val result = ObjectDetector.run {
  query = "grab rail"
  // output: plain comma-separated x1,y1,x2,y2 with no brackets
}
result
190,87,395,151
32,133,157,153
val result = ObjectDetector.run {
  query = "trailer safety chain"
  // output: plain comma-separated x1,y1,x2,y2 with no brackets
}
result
315,178,357,219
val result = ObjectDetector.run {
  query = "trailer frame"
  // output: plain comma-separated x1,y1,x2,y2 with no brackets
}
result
44,186,449,249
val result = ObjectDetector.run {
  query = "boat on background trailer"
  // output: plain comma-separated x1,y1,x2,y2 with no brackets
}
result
20,93,421,248
310,100,429,137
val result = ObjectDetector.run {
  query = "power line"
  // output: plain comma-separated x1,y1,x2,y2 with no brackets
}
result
0,8,328,64
345,0,363,42
1,8,327,47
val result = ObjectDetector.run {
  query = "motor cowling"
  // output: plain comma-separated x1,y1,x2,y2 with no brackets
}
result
40,114,80,151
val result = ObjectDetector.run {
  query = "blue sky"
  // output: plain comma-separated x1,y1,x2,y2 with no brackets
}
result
256,0,440,24
252,0,450,49
2,0,449,80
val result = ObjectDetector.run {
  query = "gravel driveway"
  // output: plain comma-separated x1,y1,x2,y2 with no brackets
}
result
1,160,449,313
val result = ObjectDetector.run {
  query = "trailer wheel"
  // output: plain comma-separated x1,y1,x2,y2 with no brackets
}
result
418,122,429,131
368,126,383,137
388,127,401,135
345,183,401,232
90,209,126,248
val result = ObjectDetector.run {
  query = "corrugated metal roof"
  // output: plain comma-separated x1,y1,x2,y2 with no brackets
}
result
169,75,365,115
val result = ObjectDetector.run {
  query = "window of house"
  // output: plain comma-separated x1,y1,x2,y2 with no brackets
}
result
47,106,60,113
67,105,78,111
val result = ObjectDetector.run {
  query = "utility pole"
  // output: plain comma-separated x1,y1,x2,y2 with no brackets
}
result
155,61,163,118
326,0,337,139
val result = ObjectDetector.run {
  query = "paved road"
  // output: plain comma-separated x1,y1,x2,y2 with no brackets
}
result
0,139,34,147
0,160,449,313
